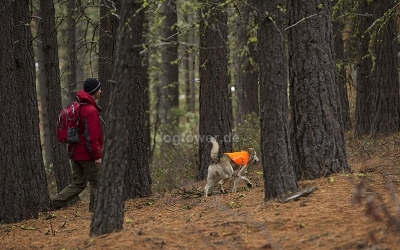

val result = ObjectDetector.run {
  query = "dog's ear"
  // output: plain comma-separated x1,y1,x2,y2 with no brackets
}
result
248,148,258,159
246,148,255,154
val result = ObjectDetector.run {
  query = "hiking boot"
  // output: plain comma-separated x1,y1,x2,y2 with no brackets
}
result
49,200,65,211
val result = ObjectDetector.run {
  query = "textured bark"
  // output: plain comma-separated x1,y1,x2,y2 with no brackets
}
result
235,0,259,125
158,0,179,157
355,0,374,136
98,0,120,110
40,0,76,202
198,0,232,180
143,15,152,160
332,0,352,131
0,0,26,224
287,0,350,179
258,1,297,201
184,8,196,113
34,15,53,173
66,0,78,104
13,0,50,213
369,0,400,136
91,0,151,236
124,5,152,201
159,0,179,124
355,0,399,137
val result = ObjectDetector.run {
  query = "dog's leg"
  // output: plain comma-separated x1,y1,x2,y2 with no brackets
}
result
240,175,253,188
204,180,213,197
239,165,252,188
232,176,241,193
218,179,227,194
232,166,252,193
204,164,218,197
216,164,232,194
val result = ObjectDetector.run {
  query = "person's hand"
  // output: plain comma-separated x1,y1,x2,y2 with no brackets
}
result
95,158,102,167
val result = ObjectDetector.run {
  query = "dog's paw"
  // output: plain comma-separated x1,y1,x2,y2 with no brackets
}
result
247,183,253,188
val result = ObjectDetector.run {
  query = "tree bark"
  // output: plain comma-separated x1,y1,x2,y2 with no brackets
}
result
332,0,352,132
184,7,196,113
369,0,400,136
40,0,77,203
91,0,151,236
198,0,232,180
258,1,298,201
159,0,179,124
98,0,120,110
355,0,374,137
235,0,259,125
287,0,350,179
66,0,78,104
158,0,179,157
0,0,26,224
33,11,53,177
13,0,51,213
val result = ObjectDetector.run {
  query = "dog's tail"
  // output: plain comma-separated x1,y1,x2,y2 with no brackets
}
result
210,137,220,163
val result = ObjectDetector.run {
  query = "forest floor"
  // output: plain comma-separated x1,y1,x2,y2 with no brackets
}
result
2,134,400,249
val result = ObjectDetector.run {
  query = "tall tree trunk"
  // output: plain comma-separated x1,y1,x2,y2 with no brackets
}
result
124,5,152,201
198,0,232,180
158,0,179,157
143,14,151,161
184,8,196,113
258,0,298,201
13,0,51,212
74,1,84,90
40,0,76,203
66,0,78,104
98,0,120,110
369,0,400,136
287,0,350,179
332,0,352,132
235,0,259,125
0,0,27,224
355,0,374,137
91,0,151,236
33,10,53,176
159,0,179,124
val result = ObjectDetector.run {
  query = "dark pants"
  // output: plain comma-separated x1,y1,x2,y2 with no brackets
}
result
51,160,99,212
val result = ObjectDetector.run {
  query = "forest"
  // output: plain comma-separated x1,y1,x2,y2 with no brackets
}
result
1,0,400,248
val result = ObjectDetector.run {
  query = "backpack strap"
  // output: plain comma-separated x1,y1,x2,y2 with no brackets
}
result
69,102,87,158
77,102,88,122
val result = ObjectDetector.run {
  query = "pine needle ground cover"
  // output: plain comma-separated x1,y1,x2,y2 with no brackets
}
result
2,135,400,249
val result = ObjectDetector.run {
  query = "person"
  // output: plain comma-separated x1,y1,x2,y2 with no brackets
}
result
50,78,103,212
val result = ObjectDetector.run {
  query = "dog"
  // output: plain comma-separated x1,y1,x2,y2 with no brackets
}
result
204,137,259,197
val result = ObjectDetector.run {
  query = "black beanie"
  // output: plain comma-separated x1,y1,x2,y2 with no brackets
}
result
84,78,101,94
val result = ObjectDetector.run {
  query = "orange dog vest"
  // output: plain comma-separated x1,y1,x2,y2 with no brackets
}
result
224,151,250,166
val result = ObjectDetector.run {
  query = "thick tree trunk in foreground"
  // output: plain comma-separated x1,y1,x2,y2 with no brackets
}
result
198,0,232,180
13,0,50,212
91,0,150,236
40,0,76,203
287,0,350,179
258,1,297,201
98,0,120,110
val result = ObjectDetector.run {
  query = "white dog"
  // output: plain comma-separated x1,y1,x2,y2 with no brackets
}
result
204,137,259,197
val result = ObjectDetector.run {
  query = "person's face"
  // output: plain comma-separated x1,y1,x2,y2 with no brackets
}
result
92,88,101,100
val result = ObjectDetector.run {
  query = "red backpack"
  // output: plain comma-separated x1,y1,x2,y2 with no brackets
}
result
56,101,83,143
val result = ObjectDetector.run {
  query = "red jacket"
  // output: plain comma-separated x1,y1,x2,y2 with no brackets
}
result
68,90,103,161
